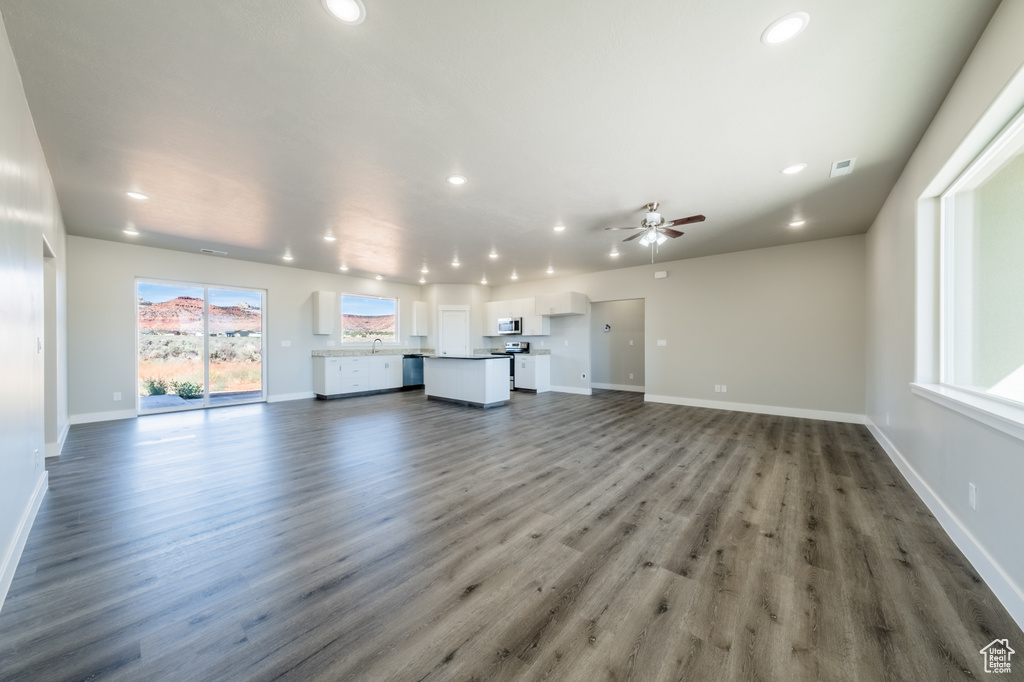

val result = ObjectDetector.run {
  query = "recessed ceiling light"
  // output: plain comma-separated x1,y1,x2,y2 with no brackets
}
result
283,255,294,261
481,277,488,285
511,272,518,280
324,235,337,242
781,163,808,175
546,266,554,274
610,250,619,257
761,11,810,46
419,277,426,284
553,225,566,232
123,228,139,236
126,191,148,200
489,251,498,259
447,175,467,186
789,220,807,228
420,265,429,273
451,259,460,267
375,275,383,280
321,0,365,25
339,265,349,271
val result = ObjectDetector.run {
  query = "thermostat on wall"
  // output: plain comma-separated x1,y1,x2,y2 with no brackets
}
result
654,271,668,279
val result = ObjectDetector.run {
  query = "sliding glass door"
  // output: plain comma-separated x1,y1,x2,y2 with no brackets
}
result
137,280,265,413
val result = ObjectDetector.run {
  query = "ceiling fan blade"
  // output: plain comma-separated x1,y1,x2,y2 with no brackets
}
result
661,228,684,238
664,214,706,228
604,226,641,231
623,231,644,242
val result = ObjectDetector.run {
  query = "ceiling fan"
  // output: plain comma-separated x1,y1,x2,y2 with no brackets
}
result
605,202,706,246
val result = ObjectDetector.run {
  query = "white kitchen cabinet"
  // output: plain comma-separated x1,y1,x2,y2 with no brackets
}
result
410,301,429,336
514,355,550,393
518,297,550,336
485,298,549,336
312,291,336,335
536,291,588,316
314,355,404,397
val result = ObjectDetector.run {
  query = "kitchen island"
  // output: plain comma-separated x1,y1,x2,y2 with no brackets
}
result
423,355,511,408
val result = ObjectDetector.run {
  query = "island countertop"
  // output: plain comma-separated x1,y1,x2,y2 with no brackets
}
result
426,354,508,360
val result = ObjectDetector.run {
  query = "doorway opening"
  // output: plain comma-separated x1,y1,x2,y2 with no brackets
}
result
136,279,266,413
589,299,645,393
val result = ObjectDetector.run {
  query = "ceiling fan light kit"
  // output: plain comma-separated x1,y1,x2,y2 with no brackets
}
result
604,201,706,260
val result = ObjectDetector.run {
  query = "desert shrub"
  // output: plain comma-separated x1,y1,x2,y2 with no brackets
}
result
141,377,168,396
172,380,203,400
209,344,238,362
240,344,262,363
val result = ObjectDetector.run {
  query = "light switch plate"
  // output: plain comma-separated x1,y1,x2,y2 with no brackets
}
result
657,340,667,347
281,340,291,347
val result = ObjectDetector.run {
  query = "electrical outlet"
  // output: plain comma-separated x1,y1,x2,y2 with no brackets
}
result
715,385,721,392
721,385,727,393
113,392,122,401
629,373,634,380
564,340,569,346
327,340,335,346
969,483,977,510
629,339,633,346
281,340,291,347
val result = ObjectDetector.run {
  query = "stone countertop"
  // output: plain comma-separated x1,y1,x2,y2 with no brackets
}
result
425,354,508,360
483,349,552,356
312,348,434,357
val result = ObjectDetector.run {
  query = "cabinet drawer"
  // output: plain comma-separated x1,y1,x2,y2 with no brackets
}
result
341,376,368,391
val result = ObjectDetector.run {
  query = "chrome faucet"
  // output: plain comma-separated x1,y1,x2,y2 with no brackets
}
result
372,338,382,354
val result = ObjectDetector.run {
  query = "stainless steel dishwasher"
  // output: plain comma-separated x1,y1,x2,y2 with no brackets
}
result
402,354,424,388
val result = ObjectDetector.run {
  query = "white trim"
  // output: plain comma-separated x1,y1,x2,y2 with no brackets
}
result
911,383,1024,443
592,383,645,393
0,471,47,615
70,409,137,425
866,420,1024,631
643,394,865,424
551,385,593,396
268,392,316,403
45,421,70,458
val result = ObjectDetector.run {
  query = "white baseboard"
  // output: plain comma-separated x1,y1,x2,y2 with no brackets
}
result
45,421,70,458
69,408,137,425
0,471,48,615
866,420,1024,631
643,394,865,424
267,392,316,403
551,386,593,396
592,383,645,393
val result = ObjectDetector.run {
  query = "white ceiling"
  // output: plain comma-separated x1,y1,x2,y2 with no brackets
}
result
0,0,999,284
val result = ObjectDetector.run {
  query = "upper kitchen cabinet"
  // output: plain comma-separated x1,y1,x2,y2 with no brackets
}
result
410,301,429,336
312,290,336,335
535,291,588,316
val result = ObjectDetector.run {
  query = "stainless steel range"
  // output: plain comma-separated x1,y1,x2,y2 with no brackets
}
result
491,341,529,390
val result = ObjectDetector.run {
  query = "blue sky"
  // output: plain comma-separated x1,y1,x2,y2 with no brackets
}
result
341,295,395,317
137,282,262,308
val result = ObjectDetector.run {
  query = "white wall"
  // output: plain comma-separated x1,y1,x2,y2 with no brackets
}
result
591,299,645,390
493,235,866,418
67,236,423,419
865,0,1024,626
0,11,67,608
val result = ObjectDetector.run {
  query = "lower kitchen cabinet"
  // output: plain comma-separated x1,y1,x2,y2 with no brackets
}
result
514,355,550,393
314,355,404,397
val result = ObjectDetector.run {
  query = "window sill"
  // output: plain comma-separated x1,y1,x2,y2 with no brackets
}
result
910,383,1024,442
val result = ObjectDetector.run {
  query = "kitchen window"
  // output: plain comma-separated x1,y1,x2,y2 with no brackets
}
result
340,294,398,343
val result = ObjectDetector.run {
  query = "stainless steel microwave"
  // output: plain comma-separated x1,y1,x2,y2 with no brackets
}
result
497,317,522,335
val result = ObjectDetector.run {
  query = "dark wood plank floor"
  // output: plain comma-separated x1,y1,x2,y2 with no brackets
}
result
1,390,1021,681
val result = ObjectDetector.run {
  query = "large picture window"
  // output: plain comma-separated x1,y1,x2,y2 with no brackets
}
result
941,107,1024,406
340,294,397,343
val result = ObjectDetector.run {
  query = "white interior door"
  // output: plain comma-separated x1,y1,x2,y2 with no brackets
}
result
439,308,469,356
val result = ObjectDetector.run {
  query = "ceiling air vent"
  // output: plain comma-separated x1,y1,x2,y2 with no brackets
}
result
830,158,856,178
200,248,227,256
